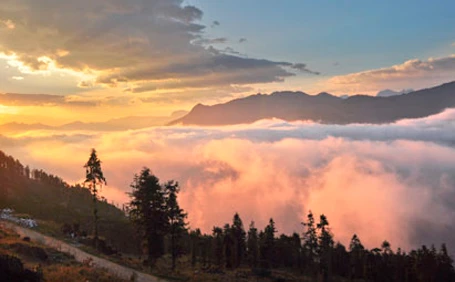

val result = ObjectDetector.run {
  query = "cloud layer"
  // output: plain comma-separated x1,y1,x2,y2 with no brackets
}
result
2,109,455,251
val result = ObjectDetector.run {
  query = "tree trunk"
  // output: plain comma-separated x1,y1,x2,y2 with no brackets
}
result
92,182,99,251
171,231,176,270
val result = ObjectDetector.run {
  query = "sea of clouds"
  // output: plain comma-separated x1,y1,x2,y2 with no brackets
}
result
3,109,455,251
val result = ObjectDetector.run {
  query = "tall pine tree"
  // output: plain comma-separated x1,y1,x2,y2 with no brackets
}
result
164,180,187,270
83,148,106,250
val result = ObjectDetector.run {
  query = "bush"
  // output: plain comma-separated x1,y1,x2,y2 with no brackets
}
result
0,254,42,282
252,267,272,277
10,243,48,261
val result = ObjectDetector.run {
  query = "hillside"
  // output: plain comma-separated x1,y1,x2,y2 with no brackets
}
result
169,81,455,126
0,150,139,254
0,223,127,282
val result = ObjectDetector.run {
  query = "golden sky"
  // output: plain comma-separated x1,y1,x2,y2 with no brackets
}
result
0,1,454,125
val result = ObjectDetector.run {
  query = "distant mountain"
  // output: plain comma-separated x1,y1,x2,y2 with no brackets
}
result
169,81,455,125
0,111,188,133
376,88,414,97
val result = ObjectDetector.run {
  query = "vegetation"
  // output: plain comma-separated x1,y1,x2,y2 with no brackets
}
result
0,150,139,254
83,148,107,250
0,224,126,282
2,148,455,281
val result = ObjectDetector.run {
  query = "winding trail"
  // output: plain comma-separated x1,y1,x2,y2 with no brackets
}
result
0,220,166,282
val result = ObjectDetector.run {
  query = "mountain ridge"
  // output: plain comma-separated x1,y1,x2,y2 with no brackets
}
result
169,81,455,126
0,111,189,133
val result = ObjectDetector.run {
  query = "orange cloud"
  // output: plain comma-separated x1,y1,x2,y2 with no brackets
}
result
323,55,455,94
3,110,455,250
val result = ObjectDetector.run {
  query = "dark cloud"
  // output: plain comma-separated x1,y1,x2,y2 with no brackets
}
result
0,93,97,107
291,63,321,75
238,38,247,43
222,47,243,56
0,0,318,95
192,37,228,45
112,54,311,92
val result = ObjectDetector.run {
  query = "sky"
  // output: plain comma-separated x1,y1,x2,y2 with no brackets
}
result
0,0,454,124
1,0,455,251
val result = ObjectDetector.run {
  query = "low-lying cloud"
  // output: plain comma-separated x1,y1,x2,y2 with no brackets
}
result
2,109,455,252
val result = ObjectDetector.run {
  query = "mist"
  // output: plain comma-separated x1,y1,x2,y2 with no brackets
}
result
2,108,455,251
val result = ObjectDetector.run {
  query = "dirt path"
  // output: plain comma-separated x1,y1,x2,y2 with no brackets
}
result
0,220,167,282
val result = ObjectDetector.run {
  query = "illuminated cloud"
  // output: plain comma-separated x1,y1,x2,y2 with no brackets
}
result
325,55,455,94
0,0,318,95
3,109,455,250
1,19,15,29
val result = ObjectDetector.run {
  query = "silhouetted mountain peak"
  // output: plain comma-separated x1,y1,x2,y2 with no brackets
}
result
169,81,455,126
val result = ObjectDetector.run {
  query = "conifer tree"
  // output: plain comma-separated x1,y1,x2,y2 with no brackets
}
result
83,148,106,250
247,221,259,268
164,181,187,270
231,213,246,267
128,168,168,266
302,211,318,275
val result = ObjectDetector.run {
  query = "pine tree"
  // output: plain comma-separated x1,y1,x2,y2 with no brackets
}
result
164,181,187,270
302,211,318,275
231,213,246,268
349,234,365,280
260,218,276,269
317,214,334,282
212,226,224,268
83,148,106,250
128,168,168,266
247,221,259,268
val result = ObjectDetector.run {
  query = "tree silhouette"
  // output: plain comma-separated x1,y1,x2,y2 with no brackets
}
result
164,181,187,270
247,221,259,268
317,214,334,282
212,226,224,268
83,148,106,250
303,211,318,276
128,168,168,266
231,213,246,268
259,218,276,269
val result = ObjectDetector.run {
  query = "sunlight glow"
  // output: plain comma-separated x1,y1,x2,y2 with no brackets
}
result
0,104,17,114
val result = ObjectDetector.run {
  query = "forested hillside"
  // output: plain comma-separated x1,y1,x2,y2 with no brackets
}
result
0,150,139,253
2,149,455,281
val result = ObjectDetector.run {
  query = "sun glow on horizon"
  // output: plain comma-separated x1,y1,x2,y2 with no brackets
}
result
0,104,17,115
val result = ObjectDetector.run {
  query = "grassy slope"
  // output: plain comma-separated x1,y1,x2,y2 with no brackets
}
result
0,224,127,282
